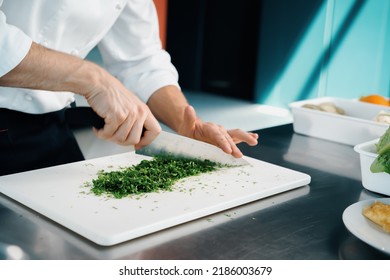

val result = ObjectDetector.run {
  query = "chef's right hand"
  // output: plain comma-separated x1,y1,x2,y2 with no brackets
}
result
82,70,161,148
0,41,160,147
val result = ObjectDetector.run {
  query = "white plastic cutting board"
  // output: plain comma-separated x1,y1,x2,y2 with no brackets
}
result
0,152,310,246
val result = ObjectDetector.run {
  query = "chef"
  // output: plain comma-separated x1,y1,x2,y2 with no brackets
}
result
0,0,258,176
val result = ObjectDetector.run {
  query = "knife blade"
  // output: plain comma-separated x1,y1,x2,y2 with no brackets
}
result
136,131,249,166
65,106,249,166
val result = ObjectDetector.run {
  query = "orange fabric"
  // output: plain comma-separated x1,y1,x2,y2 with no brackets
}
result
153,0,168,49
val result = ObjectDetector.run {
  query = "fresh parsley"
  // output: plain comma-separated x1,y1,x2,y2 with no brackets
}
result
91,155,220,198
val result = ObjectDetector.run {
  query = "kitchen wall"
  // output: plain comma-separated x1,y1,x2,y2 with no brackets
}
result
87,0,390,109
255,0,390,108
165,0,390,108
166,0,261,101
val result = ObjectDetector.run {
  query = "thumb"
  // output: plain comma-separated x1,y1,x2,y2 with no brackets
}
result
183,105,198,131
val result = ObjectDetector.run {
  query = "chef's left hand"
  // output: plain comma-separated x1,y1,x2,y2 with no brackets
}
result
178,105,259,158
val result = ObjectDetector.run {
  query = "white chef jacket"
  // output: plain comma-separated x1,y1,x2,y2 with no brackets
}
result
0,0,179,114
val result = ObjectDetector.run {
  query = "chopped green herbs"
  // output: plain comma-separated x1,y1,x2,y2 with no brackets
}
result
90,155,220,199
371,126,390,174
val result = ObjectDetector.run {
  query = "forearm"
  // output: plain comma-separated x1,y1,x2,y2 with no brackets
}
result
147,85,190,133
0,41,161,147
0,42,104,97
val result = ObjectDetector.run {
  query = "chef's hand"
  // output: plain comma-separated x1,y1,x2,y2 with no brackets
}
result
83,73,161,148
0,41,160,148
178,105,258,158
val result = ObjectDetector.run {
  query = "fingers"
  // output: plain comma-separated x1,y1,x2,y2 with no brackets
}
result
213,130,233,155
135,113,162,149
228,129,259,146
182,105,258,158
226,130,258,158
94,118,160,147
94,110,133,144
221,133,243,158
94,107,161,147
84,72,162,147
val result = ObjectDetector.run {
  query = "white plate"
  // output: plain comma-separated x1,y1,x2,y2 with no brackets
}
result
343,198,390,254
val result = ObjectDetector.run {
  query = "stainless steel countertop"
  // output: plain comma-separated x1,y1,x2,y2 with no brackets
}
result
0,124,389,260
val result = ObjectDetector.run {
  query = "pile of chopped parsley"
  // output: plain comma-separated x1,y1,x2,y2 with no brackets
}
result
91,155,220,198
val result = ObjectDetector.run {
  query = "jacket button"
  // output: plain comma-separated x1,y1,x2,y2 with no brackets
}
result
70,49,79,56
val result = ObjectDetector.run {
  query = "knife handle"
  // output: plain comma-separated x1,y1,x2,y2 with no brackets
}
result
65,107,105,129
65,107,146,136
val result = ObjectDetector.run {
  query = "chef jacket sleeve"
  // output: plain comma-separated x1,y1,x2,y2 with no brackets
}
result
0,8,32,77
97,0,180,103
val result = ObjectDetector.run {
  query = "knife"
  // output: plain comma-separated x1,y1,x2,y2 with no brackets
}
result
137,130,249,166
65,106,105,129
65,106,249,166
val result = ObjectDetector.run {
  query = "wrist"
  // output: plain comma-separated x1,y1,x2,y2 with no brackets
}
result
64,60,106,98
147,85,190,132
